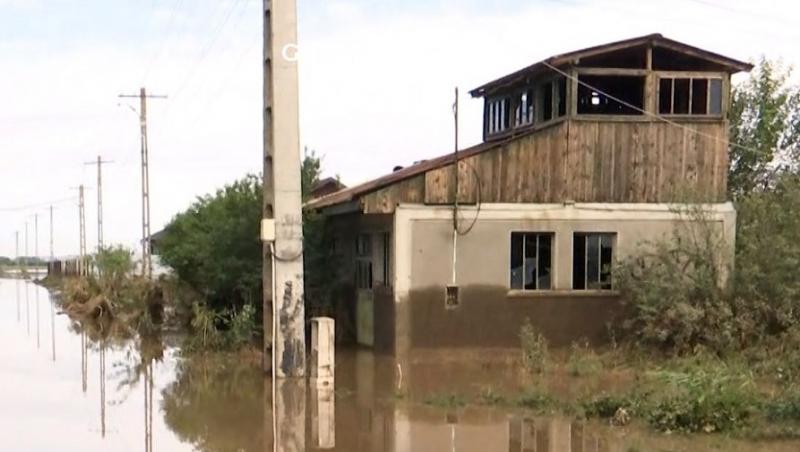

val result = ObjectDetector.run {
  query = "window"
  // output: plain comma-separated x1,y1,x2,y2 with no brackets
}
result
381,232,391,286
515,89,535,127
510,232,553,291
355,234,372,290
487,97,511,135
537,81,554,122
659,77,723,115
577,75,644,115
573,233,615,290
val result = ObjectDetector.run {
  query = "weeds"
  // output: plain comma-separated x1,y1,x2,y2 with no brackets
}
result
520,319,548,374
567,340,603,377
423,393,467,409
646,368,756,433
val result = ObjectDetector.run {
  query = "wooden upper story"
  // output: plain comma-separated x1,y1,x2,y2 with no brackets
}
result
472,33,751,142
307,34,752,215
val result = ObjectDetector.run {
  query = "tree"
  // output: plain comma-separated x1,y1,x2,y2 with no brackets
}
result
158,150,335,317
158,175,263,313
729,57,800,197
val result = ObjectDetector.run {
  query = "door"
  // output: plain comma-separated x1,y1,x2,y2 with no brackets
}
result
355,234,374,347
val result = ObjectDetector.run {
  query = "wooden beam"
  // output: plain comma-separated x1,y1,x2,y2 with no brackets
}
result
575,67,648,76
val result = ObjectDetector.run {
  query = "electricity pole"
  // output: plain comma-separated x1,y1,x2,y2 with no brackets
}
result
118,88,167,279
84,156,114,252
73,185,87,277
262,0,306,378
49,205,54,260
24,221,28,272
34,213,39,262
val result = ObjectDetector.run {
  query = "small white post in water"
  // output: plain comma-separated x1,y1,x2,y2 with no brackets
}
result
310,317,335,449
310,317,335,385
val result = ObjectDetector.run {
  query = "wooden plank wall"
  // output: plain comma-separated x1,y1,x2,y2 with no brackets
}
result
362,119,728,213
362,174,426,214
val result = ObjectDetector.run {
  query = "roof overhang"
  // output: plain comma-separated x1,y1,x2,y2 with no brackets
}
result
469,33,753,98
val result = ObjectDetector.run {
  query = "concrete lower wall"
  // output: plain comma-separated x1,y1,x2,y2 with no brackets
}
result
394,202,736,355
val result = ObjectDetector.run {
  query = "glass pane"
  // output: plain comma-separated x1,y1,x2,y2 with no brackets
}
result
538,235,552,290
573,234,586,290
557,78,567,117
709,79,723,115
541,82,553,122
659,78,672,114
692,79,708,114
524,234,538,290
586,235,600,289
510,233,524,289
600,234,614,290
674,79,690,114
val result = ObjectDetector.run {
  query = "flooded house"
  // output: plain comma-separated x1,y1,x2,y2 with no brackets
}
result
306,34,751,358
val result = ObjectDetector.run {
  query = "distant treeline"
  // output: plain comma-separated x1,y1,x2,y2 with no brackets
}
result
0,256,48,266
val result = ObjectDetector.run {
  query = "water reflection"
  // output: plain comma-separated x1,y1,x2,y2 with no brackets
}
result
1,278,799,452
35,284,40,348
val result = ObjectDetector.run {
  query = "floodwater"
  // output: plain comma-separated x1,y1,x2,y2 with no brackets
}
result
2,278,800,452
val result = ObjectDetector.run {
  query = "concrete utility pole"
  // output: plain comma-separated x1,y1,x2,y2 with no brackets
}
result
262,0,306,378
78,185,87,276
24,221,28,271
118,88,167,279
34,213,39,261
85,156,113,252
49,205,54,260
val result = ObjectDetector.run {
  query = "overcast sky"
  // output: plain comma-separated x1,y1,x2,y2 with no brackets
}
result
1,0,798,258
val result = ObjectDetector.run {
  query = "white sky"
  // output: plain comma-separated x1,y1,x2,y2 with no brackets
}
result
0,0,798,257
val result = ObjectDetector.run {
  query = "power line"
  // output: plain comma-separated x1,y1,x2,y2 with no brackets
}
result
142,0,187,84
0,196,77,213
169,0,245,101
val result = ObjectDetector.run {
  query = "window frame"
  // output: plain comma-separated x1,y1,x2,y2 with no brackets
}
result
355,234,373,290
572,232,617,291
656,73,725,118
486,95,512,137
509,231,555,292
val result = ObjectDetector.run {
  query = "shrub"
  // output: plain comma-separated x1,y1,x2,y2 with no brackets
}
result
515,390,554,411
583,393,639,419
614,206,739,354
520,319,549,374
646,368,756,433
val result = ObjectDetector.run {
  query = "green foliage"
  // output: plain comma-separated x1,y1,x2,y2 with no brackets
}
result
520,319,549,374
515,390,554,411
567,340,603,377
729,57,800,197
734,175,800,335
185,302,257,352
766,394,800,421
302,150,342,318
423,393,467,409
646,368,755,433
159,174,262,313
615,207,737,354
582,393,639,419
93,245,134,295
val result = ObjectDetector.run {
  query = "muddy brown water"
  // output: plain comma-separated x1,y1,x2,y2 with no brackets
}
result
2,278,799,452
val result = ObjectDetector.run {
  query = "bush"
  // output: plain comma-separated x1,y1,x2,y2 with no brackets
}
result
583,393,639,419
646,368,755,433
520,319,549,374
158,175,262,314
